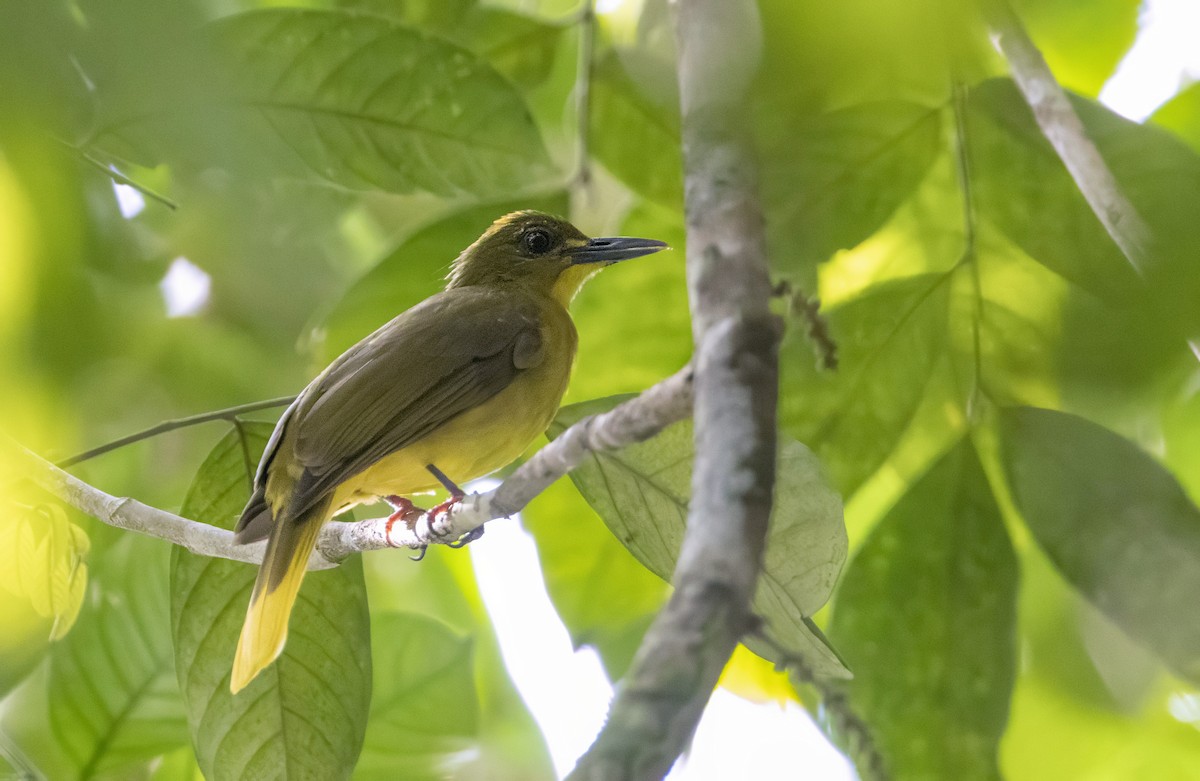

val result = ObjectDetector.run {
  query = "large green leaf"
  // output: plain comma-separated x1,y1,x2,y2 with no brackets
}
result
356,613,479,780
830,439,1018,780
549,399,849,678
97,9,551,196
1000,407,1200,684
170,424,372,780
46,534,190,779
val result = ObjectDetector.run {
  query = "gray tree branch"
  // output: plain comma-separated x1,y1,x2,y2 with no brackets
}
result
569,1,778,778
983,0,1154,277
6,365,692,568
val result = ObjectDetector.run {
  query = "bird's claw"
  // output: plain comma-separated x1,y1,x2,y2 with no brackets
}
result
447,525,485,548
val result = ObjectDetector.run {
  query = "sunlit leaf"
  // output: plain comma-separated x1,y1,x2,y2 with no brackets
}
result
1000,407,1200,685
47,534,190,778
1153,82,1200,155
170,424,371,780
830,439,1018,780
357,612,479,780
550,399,849,678
1011,0,1139,97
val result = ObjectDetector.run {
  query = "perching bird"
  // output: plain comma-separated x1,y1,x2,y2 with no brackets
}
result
229,211,667,693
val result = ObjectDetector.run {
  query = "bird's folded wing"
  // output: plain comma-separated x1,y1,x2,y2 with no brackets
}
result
278,286,544,518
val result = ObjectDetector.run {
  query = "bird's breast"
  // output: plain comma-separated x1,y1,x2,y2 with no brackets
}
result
343,302,577,502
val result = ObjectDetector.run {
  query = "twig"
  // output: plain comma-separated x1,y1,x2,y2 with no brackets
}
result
71,144,180,211
11,368,693,568
56,396,296,468
570,1,777,777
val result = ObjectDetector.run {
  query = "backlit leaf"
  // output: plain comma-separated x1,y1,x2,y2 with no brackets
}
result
550,399,849,678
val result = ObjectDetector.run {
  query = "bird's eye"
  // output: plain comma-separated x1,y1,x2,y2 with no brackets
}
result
522,228,553,256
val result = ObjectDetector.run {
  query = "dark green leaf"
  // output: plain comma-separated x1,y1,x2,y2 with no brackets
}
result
357,613,479,780
550,399,849,678
98,9,551,196
170,424,372,780
47,535,190,778
1000,407,1200,684
830,439,1018,780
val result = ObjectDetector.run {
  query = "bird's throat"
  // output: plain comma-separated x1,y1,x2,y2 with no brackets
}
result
550,263,602,307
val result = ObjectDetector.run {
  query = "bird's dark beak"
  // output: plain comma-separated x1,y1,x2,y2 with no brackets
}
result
569,236,669,264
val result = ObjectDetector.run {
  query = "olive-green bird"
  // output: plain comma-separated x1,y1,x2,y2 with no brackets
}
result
229,211,667,693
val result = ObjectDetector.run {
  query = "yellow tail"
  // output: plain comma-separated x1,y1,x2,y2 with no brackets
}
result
230,500,330,693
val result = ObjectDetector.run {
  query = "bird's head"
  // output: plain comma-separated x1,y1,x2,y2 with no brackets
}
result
446,211,668,305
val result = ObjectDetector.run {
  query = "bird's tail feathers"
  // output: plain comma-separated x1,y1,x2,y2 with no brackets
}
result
230,498,329,693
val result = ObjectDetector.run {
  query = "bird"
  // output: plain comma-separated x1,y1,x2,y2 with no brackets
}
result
228,210,668,693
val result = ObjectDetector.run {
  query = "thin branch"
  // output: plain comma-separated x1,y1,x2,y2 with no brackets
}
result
71,144,180,211
56,396,296,468
11,368,693,568
570,0,778,777
982,0,1153,277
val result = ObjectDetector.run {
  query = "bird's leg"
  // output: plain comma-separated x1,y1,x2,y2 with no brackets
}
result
424,463,484,548
384,495,428,561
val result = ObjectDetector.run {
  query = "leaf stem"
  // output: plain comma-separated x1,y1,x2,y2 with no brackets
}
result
71,144,179,211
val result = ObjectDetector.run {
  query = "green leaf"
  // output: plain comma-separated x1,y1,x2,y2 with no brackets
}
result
47,534,190,779
319,193,568,361
549,398,850,678
201,9,550,196
830,438,1018,780
356,613,479,780
589,50,683,207
761,101,943,276
1000,407,1200,684
170,424,372,780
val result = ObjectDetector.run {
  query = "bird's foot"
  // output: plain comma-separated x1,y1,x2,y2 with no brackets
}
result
384,495,429,561
448,525,485,548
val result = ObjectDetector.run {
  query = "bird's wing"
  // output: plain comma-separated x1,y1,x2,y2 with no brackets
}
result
280,286,544,518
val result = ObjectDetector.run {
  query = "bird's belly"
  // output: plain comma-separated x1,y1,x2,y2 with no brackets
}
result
342,355,571,503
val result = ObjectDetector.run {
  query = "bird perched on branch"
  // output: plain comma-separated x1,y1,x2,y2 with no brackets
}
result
229,210,667,693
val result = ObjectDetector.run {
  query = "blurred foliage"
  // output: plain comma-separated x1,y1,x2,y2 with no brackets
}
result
3,0,1200,778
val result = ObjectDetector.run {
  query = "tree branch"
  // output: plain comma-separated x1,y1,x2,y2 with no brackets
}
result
982,0,1154,277
570,1,777,778
9,367,693,569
